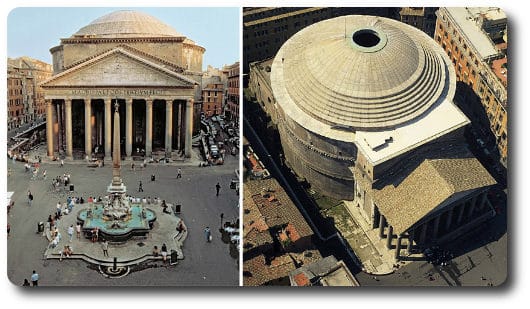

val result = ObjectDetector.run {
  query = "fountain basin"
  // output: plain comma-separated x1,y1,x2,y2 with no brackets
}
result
78,203,156,242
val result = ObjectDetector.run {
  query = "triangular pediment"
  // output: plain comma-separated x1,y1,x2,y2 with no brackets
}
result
41,47,197,88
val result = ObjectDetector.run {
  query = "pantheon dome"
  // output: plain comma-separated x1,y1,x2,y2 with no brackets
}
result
270,15,464,200
72,10,183,38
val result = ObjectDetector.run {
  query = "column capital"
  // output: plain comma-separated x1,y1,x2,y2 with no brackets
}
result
104,98,112,105
187,97,194,105
84,97,92,106
126,97,134,105
65,99,72,107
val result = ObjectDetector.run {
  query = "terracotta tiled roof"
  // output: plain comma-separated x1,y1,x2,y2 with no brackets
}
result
293,272,311,286
375,158,496,234
245,178,314,238
243,254,296,286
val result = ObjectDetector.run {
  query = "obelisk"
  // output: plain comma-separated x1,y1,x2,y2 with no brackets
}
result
108,101,126,193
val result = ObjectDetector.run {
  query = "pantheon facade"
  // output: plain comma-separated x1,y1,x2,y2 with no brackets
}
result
41,10,204,160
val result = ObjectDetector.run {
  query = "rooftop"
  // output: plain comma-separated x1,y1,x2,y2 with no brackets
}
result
444,7,501,60
374,158,496,234
491,56,507,86
354,97,470,165
289,255,360,286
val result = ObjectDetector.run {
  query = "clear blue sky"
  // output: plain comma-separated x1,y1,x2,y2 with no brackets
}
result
7,7,240,69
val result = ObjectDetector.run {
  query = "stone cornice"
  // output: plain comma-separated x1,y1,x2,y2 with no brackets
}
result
61,36,185,44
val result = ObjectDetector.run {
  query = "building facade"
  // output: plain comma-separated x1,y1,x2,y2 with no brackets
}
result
201,83,224,117
41,10,205,160
435,7,507,166
249,15,496,257
7,57,52,129
225,61,239,122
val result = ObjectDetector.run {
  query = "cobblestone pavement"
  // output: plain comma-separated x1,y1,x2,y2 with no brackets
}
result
7,148,240,286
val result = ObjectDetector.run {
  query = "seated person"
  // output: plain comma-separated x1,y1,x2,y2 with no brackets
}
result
177,221,186,233
152,246,159,257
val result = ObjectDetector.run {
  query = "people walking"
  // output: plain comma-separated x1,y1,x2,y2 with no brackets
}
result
67,225,74,242
30,270,39,286
76,223,81,239
22,279,30,286
216,182,221,196
60,159,64,167
27,191,33,206
102,239,109,257
138,181,144,192
204,226,211,242
176,168,182,179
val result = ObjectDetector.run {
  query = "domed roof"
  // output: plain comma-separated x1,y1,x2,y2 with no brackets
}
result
271,15,455,130
72,10,183,38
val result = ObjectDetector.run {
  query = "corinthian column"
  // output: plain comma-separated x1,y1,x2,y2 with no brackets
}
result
65,99,73,159
84,98,92,158
165,100,173,156
46,100,54,158
145,99,153,157
104,98,112,160
126,98,133,159
185,98,194,158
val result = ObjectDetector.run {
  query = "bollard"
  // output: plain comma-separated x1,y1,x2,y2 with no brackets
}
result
113,257,117,271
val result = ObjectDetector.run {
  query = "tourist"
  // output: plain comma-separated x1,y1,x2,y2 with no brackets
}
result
131,162,135,171
177,168,182,179
30,270,39,286
27,190,33,206
42,169,47,180
216,182,221,196
7,223,11,238
204,226,211,242
177,221,186,233
161,243,168,263
152,246,159,257
49,235,59,249
56,203,62,217
91,227,99,242
67,225,74,242
60,159,64,167
102,240,109,257
151,174,156,181
22,279,30,286
60,245,73,261
138,181,143,192
76,223,81,239
162,200,171,214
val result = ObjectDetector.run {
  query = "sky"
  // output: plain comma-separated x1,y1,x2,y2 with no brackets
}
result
7,7,240,69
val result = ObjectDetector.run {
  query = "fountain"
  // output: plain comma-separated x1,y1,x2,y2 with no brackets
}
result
78,101,156,242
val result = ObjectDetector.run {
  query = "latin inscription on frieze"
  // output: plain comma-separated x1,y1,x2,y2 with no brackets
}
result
70,89,165,96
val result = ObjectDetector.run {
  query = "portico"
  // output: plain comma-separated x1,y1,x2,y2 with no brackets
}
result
42,46,199,160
